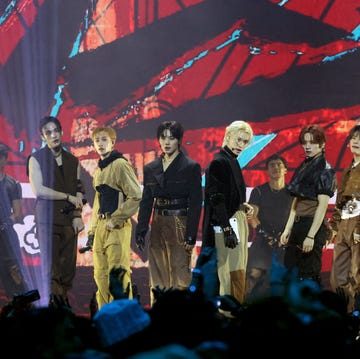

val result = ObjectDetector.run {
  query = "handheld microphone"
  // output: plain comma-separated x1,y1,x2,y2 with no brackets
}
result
79,245,92,254
79,234,94,254
61,199,87,214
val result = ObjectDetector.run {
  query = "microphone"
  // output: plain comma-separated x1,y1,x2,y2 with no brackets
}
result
79,245,92,254
79,234,94,254
61,199,87,214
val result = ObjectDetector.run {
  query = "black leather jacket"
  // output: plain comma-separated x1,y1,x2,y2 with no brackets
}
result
202,146,247,247
287,152,336,201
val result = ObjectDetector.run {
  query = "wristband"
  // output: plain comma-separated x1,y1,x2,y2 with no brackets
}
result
66,193,70,201
306,235,314,240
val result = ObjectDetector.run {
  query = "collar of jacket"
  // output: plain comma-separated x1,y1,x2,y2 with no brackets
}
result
222,146,238,159
98,150,127,169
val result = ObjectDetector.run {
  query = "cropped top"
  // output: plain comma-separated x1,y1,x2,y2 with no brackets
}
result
287,153,336,201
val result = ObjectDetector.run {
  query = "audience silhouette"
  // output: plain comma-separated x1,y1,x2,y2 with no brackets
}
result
0,260,359,358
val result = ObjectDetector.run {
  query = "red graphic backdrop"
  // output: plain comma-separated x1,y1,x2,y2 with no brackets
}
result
0,0,359,311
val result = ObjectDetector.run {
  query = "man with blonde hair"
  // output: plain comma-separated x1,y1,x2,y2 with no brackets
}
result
200,120,254,304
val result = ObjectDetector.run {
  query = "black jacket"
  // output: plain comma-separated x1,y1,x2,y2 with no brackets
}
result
202,146,246,247
136,151,202,240
287,152,336,201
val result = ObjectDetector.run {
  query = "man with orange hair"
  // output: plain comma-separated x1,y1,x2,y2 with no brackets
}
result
87,126,142,309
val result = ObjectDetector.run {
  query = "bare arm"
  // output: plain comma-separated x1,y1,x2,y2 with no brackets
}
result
28,156,82,207
249,204,260,229
302,194,330,252
11,198,23,223
28,156,67,200
280,197,297,245
307,194,329,238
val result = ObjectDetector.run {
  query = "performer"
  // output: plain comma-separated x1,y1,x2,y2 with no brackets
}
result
87,126,142,309
329,124,360,313
201,120,254,304
0,144,28,299
280,124,336,286
135,121,202,304
28,116,84,308
246,154,292,301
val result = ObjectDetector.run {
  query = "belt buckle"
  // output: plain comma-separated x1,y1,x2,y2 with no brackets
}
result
158,198,170,206
345,199,358,214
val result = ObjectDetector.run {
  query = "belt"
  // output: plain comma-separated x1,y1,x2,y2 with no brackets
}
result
154,208,187,216
98,212,111,220
155,198,188,207
294,215,313,222
341,199,360,219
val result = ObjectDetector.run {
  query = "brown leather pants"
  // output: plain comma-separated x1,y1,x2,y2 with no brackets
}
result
149,213,191,304
330,215,360,313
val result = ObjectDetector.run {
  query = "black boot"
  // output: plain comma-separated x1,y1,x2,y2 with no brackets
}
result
49,294,71,309
354,292,360,312
49,294,62,308
64,296,72,310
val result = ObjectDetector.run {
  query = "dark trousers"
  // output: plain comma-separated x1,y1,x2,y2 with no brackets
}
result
284,216,327,283
330,215,360,312
36,222,77,303
0,224,26,299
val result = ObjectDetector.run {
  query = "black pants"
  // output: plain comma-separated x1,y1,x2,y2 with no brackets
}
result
0,223,26,299
284,216,327,283
36,222,77,304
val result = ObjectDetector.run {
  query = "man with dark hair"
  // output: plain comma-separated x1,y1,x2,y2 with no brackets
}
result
329,124,360,313
0,144,27,299
27,116,84,308
246,154,292,302
280,124,336,286
135,121,202,304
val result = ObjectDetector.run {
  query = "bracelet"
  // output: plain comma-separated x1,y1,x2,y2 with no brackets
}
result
222,226,232,232
66,193,70,201
306,235,314,240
